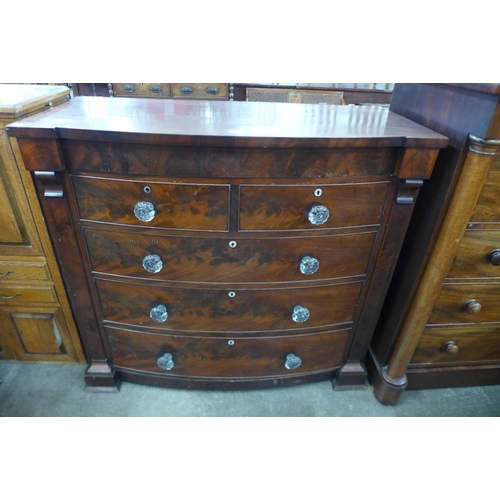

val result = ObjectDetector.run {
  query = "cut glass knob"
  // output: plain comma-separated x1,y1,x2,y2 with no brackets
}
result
157,353,174,370
134,201,155,222
307,204,329,225
285,353,302,370
299,256,319,275
292,305,310,323
150,304,168,322
143,254,163,273
123,84,135,93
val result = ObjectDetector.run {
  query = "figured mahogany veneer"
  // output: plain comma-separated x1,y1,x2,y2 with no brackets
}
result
7,97,446,392
84,228,376,283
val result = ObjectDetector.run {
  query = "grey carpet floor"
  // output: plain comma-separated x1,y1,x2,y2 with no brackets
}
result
1,361,499,416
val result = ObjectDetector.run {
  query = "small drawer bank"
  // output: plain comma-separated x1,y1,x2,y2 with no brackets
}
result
6,97,447,393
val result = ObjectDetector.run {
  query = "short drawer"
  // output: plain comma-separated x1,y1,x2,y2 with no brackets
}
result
0,284,57,304
107,327,349,377
171,83,228,100
72,175,229,230
96,279,363,333
447,230,500,279
427,283,500,325
239,182,389,231
411,325,500,365
113,83,171,98
0,261,50,281
84,228,376,283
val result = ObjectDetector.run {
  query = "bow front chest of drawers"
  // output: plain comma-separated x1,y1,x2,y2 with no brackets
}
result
7,97,447,391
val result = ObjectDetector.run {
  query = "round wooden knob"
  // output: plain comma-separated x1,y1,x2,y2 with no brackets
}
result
488,249,500,266
443,341,459,355
464,299,482,315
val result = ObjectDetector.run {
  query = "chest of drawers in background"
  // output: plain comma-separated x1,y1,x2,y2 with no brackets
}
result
368,83,500,405
7,97,446,392
0,84,85,363
111,83,229,100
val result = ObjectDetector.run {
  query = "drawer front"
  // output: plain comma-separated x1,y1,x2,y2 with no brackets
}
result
470,157,500,223
0,261,50,281
107,327,349,377
448,230,500,279
113,83,171,98
239,182,389,231
428,283,500,325
72,176,229,230
96,279,363,332
411,326,500,365
0,284,57,304
85,228,376,283
171,83,228,100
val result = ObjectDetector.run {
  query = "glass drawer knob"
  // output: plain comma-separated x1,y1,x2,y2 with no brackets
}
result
157,353,174,370
292,305,310,323
181,86,193,94
150,304,168,322
299,256,319,275
285,353,302,370
134,201,155,222
307,204,329,225
143,254,163,273
206,86,219,95
150,85,162,93
123,84,135,93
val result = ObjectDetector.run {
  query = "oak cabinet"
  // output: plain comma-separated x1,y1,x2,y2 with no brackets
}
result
0,84,85,363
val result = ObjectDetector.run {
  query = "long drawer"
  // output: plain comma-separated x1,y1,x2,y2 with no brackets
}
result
0,261,50,281
470,157,500,222
239,182,389,230
84,228,376,283
411,325,500,365
96,279,363,333
113,83,171,98
0,284,57,304
427,283,500,325
72,176,230,230
447,230,500,279
107,326,349,377
171,83,228,100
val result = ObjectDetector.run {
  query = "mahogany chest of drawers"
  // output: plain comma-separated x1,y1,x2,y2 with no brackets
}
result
369,84,500,404
7,97,446,392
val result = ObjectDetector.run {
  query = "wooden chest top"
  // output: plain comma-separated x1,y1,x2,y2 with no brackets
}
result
6,96,448,149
